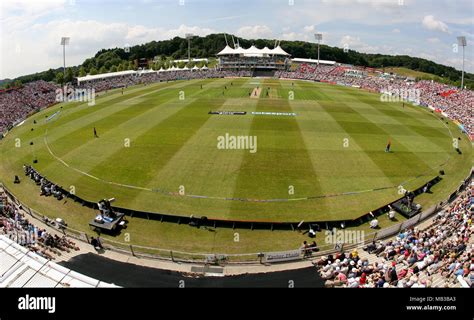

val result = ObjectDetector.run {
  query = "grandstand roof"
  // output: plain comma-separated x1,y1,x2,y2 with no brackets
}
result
159,65,208,72
261,47,273,55
217,45,290,57
272,46,290,56
0,236,118,288
218,45,236,55
171,58,209,63
292,58,337,66
138,69,156,74
77,70,138,83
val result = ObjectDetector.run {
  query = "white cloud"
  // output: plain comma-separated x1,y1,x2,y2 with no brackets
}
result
1,19,215,79
281,27,327,43
422,15,450,33
446,58,473,72
418,52,436,61
303,25,316,33
321,0,403,9
39,20,215,55
1,0,66,14
339,35,379,53
1,0,67,31
236,25,273,39
281,32,302,41
1,0,473,78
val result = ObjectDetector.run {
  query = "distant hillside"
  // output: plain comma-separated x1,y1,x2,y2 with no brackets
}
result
4,33,473,89
382,67,467,86
0,79,11,86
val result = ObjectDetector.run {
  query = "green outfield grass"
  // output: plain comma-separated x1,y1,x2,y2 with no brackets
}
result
1,78,471,226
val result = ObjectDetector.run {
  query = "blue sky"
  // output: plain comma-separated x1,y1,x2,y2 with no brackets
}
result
1,0,473,79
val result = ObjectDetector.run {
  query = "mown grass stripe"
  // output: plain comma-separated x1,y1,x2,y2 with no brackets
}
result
344,91,452,156
129,93,259,218
45,86,195,159
229,79,326,220
62,79,234,204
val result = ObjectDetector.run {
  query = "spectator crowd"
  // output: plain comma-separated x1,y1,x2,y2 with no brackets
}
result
0,65,471,285
314,182,473,288
0,190,80,260
1,67,471,139
0,81,58,134
79,69,253,93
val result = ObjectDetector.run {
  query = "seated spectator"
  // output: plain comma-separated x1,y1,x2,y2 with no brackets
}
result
90,236,104,251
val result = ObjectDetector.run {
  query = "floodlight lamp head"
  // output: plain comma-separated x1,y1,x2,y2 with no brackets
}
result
457,36,467,47
315,33,323,41
61,37,70,45
185,33,195,39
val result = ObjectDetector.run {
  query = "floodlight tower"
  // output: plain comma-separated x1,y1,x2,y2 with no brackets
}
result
315,33,323,65
457,36,467,90
185,33,195,65
60,37,70,83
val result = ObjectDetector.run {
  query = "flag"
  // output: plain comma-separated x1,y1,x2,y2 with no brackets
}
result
440,89,457,98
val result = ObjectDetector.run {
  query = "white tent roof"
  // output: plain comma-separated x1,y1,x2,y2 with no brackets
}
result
217,45,290,57
192,65,200,70
0,236,119,288
217,45,236,56
248,45,258,52
201,66,209,70
244,45,263,57
271,46,290,56
234,47,248,55
261,47,273,55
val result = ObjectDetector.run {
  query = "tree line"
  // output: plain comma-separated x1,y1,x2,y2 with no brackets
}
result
3,33,473,89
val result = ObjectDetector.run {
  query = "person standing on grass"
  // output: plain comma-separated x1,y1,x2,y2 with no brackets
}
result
94,127,99,138
385,139,392,153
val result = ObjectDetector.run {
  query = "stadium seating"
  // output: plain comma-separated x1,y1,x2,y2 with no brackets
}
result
314,182,473,288
0,65,471,287
0,190,80,260
1,69,471,138
0,81,57,134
